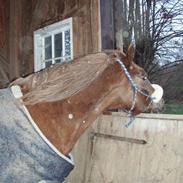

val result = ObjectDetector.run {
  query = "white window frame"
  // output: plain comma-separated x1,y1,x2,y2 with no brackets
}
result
34,17,73,72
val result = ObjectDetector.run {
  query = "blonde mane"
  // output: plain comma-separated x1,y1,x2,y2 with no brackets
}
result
16,53,110,105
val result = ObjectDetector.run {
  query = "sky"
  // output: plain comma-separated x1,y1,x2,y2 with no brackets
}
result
156,0,183,64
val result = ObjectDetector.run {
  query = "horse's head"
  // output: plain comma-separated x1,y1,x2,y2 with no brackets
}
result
106,44,163,115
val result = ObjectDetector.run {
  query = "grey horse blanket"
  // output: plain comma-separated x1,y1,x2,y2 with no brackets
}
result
0,88,74,183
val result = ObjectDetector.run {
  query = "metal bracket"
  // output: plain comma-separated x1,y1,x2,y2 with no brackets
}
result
90,132,147,145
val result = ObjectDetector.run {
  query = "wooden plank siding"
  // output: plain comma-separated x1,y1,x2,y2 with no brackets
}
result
0,0,10,87
9,0,22,80
0,0,121,84
0,0,101,81
100,0,115,50
66,113,183,183
20,0,101,76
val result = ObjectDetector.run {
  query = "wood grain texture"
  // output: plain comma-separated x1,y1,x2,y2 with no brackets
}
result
9,0,22,80
19,0,100,76
1,0,101,80
100,0,115,50
66,113,183,183
0,0,10,87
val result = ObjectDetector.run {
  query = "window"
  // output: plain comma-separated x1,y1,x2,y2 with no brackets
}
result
34,18,73,72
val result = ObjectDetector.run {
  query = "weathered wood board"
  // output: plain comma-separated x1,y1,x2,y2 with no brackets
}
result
0,0,101,83
66,113,183,183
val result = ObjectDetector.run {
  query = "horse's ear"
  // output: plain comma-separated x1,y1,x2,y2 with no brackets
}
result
126,44,135,65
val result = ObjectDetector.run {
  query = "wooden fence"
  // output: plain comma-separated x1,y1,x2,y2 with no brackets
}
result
65,113,183,183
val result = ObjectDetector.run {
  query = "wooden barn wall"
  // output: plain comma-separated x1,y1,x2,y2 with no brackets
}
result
0,0,9,57
1,0,100,82
66,113,183,183
100,0,115,50
0,0,10,87
20,0,100,77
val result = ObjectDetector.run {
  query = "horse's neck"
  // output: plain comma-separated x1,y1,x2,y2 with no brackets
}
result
26,65,124,155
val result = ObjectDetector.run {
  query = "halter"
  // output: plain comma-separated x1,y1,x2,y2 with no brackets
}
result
116,59,154,128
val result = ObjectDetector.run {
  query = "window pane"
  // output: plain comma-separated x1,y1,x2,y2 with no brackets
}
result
65,57,71,61
54,33,63,58
55,59,61,63
45,60,52,68
45,36,52,60
65,29,71,57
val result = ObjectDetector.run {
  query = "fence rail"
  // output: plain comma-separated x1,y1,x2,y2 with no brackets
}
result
66,113,183,183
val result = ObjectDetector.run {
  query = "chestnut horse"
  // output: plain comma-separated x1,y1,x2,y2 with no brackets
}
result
1,45,163,182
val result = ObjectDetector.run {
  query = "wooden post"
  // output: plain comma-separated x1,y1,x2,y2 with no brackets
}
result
90,0,102,52
100,0,115,50
9,0,22,80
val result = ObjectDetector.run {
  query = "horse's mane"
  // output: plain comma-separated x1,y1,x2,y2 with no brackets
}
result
16,52,110,104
